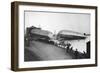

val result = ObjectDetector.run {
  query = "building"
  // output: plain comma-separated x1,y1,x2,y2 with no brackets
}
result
25,26,53,41
57,30,86,40
57,30,90,53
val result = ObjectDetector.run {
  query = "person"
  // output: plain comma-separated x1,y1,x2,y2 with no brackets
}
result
74,49,79,59
70,47,73,50
66,46,69,52
83,51,86,58
66,43,71,52
70,47,73,53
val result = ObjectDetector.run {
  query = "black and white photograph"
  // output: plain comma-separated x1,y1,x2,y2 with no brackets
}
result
24,11,91,61
11,1,97,71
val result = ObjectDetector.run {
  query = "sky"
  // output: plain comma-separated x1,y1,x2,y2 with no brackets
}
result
25,11,90,34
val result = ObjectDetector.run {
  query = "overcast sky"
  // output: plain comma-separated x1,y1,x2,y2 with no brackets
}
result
25,11,90,34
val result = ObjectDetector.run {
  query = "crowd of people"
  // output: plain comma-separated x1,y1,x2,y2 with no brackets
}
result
55,42,88,59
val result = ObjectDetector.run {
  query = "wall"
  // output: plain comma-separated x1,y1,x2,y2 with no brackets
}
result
0,0,99,73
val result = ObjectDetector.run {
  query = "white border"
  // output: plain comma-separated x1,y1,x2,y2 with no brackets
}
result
19,5,96,68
